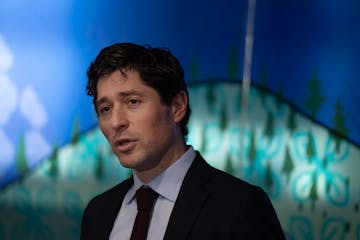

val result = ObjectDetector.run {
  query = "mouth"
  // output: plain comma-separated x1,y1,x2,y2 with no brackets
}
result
114,138,136,153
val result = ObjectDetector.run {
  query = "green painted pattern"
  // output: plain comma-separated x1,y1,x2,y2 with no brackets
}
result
0,83,359,240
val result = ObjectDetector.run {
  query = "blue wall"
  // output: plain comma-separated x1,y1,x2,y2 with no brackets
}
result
1,0,359,188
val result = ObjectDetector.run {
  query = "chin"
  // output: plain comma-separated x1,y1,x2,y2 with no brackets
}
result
118,162,136,170
117,155,139,169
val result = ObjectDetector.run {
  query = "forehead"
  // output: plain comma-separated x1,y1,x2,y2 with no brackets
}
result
96,70,159,100
97,70,143,90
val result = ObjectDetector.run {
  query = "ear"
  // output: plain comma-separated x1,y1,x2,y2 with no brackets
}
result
171,91,188,123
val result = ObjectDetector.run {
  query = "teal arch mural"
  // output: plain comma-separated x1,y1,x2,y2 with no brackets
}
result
1,82,359,239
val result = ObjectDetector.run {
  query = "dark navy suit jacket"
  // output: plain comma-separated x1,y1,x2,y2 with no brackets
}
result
81,152,286,240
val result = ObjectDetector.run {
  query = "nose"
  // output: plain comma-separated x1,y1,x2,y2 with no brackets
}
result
110,105,128,131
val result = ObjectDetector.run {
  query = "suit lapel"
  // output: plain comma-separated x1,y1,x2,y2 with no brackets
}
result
163,153,213,240
103,177,133,238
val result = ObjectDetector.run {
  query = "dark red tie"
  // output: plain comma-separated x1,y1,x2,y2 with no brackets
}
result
130,186,159,240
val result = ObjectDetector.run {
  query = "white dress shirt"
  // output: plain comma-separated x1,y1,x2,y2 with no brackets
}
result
109,147,196,240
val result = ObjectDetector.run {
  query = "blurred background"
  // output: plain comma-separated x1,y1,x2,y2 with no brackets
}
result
0,0,359,239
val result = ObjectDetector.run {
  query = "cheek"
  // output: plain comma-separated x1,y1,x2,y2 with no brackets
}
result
151,109,172,129
153,111,174,137
99,122,111,140
136,110,171,136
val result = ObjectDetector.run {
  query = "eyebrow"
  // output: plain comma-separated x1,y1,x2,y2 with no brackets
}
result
96,89,146,107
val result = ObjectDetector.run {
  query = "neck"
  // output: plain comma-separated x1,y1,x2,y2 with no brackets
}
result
134,142,187,184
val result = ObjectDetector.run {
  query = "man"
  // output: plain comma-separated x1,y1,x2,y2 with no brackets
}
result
81,42,286,240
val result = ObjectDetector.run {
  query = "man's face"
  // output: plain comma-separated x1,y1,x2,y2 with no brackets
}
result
96,70,184,176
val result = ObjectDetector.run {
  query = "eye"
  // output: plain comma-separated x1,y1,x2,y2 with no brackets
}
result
128,98,140,105
99,106,110,114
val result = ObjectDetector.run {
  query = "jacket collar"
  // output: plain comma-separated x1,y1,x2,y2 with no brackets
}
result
103,177,133,238
163,152,213,240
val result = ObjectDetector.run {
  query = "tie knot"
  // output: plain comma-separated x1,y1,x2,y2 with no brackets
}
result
135,186,159,211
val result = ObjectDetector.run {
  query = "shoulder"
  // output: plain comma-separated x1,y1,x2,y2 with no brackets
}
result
209,166,267,200
192,152,266,199
207,167,286,239
87,177,133,208
83,177,133,219
81,178,133,239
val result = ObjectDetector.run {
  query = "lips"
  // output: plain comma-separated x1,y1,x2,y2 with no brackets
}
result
114,138,136,153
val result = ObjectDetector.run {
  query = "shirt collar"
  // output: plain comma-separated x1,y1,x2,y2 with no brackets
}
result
125,146,195,204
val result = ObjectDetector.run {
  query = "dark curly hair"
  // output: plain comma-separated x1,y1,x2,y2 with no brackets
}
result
86,42,191,138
